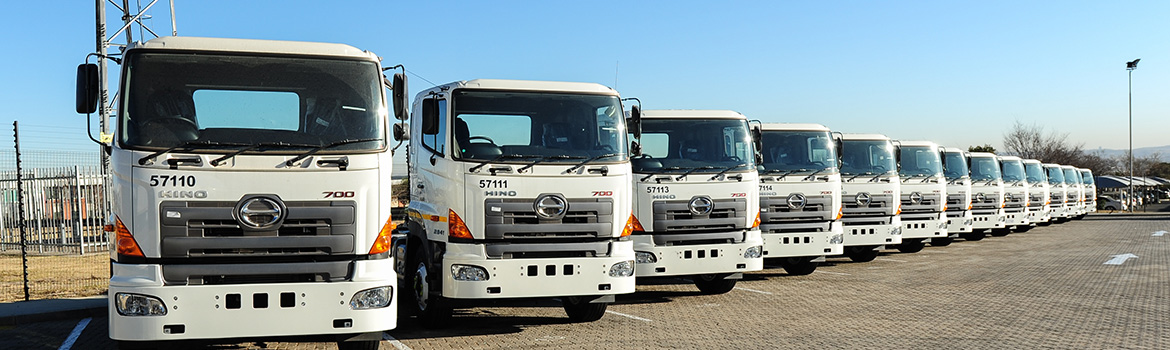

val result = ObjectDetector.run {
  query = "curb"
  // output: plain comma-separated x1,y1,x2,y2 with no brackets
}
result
0,297,107,326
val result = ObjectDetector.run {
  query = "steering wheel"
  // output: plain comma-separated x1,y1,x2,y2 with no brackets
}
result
143,116,197,131
917,168,934,174
811,161,828,167
140,116,199,144
467,136,496,145
726,156,742,162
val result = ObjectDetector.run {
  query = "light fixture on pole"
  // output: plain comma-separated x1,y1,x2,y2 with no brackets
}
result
1127,58,1139,212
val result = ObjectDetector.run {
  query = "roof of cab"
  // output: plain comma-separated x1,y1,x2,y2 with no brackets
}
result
968,152,997,158
838,133,891,141
128,36,378,60
997,155,1022,161
896,140,938,147
760,123,830,132
422,79,618,96
641,110,746,120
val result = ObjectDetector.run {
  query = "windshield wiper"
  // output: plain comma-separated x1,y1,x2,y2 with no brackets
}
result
708,163,748,181
210,142,321,166
564,153,620,174
921,174,942,183
284,138,382,167
845,172,871,182
518,155,585,173
802,168,829,181
468,154,539,173
764,168,807,181
901,173,928,182
640,166,686,182
138,140,250,165
675,166,716,181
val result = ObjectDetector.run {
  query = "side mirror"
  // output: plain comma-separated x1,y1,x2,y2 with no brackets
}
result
939,151,948,171
76,64,98,114
750,125,763,153
392,73,409,121
627,105,642,139
393,123,409,141
421,99,439,135
630,141,642,157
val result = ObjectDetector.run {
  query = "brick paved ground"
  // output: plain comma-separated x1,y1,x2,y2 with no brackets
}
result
3,213,1167,349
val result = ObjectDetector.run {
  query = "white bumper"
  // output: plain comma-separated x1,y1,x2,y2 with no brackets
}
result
633,229,764,277
440,240,636,299
761,221,844,258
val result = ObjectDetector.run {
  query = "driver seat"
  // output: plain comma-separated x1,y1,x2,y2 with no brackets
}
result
138,90,199,146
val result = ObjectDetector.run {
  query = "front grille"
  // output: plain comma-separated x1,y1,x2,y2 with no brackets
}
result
945,193,969,212
900,193,942,213
484,198,613,240
761,194,833,223
842,193,896,216
651,198,747,232
159,200,357,258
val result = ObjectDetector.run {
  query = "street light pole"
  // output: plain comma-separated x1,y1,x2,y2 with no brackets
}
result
1127,58,1140,212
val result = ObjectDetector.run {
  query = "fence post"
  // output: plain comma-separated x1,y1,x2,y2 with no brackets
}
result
75,166,84,255
14,122,30,301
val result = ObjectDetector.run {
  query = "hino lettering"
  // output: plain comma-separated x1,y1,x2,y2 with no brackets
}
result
157,190,208,199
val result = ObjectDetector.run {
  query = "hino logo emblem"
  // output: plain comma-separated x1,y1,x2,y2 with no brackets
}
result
236,197,284,229
534,194,568,219
909,192,923,204
787,193,807,210
688,196,714,215
975,193,986,203
855,192,872,207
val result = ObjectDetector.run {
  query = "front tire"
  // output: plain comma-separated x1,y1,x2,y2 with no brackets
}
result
563,296,607,322
844,246,879,262
337,340,380,350
1014,225,1033,233
693,274,737,294
960,232,985,241
406,246,451,327
930,237,953,246
895,239,926,253
778,257,819,275
989,228,1011,237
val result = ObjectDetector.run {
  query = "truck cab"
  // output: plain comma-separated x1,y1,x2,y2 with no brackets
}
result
892,141,948,252
1043,163,1070,222
1023,159,1052,226
966,152,1006,239
997,156,1031,232
1080,168,1097,215
396,79,637,326
756,123,843,275
942,149,973,238
1062,165,1086,219
835,133,901,262
629,110,763,293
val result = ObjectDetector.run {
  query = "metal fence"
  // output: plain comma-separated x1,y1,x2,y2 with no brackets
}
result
0,140,110,302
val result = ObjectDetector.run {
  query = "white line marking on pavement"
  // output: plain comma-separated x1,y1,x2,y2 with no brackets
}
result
877,258,906,263
815,270,851,275
1153,230,1166,237
384,333,413,350
734,287,773,295
606,310,652,322
1104,253,1138,265
57,317,91,350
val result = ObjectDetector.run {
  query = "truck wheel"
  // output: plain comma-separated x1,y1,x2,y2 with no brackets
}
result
895,239,925,253
562,296,607,322
337,340,380,350
407,246,451,327
989,228,1011,237
778,257,818,275
1014,225,1033,233
960,232,985,241
844,246,878,262
929,237,953,246
693,274,737,294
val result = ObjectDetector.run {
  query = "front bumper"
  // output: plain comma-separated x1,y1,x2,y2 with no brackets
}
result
440,240,636,299
634,229,764,277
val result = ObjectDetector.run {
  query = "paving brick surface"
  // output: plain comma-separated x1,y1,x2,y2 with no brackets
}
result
3,214,1166,349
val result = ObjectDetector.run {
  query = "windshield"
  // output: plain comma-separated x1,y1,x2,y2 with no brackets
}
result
1081,170,1095,185
1025,162,1046,183
632,118,755,173
943,152,969,180
759,130,837,174
1001,159,1025,182
1045,166,1065,184
452,90,626,162
898,146,942,177
840,140,896,175
120,52,384,152
969,157,1002,181
1063,168,1081,185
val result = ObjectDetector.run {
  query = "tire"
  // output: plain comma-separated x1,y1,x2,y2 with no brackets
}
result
778,257,819,276
844,246,879,262
895,239,925,253
960,232,985,241
337,340,380,350
693,274,738,294
989,228,1011,237
1014,225,1033,233
562,296,608,322
1037,220,1052,226
406,246,451,327
929,237,953,246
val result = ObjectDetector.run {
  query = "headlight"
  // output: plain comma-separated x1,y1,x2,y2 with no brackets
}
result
115,293,167,316
635,251,657,264
829,234,844,245
891,227,903,235
608,260,635,277
743,246,762,259
350,286,393,310
451,264,489,281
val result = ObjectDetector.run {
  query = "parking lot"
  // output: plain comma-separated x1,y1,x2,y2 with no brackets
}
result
3,213,1167,349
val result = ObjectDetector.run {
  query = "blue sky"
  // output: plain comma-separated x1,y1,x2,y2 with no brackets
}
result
0,0,1166,154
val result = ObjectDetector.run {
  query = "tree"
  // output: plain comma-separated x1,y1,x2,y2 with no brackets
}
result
1001,121,1113,175
391,177,410,204
968,144,996,153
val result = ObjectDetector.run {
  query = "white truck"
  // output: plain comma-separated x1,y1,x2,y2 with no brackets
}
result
1062,165,1086,219
942,149,973,241
628,110,763,292
997,156,1032,232
966,152,1006,239
892,141,948,252
77,37,404,349
1043,163,1070,222
835,133,901,262
1023,159,1052,226
394,79,637,326
1080,168,1097,215
756,123,844,275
